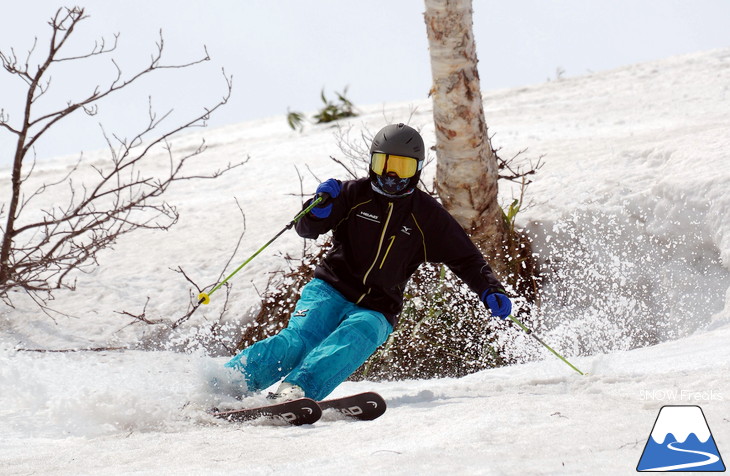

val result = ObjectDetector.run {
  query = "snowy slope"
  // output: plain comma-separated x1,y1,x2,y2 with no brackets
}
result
1,48,730,475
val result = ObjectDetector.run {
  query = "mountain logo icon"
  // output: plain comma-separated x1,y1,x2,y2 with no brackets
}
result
637,405,726,472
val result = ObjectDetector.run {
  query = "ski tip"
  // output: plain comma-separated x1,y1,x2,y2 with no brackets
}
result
319,392,387,421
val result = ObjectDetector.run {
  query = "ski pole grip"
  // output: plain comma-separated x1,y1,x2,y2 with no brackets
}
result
294,195,325,222
316,191,331,204
311,194,325,207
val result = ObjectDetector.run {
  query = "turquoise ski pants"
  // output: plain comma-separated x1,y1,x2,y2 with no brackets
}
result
225,278,392,401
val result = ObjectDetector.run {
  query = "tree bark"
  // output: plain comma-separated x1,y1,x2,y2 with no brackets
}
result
424,0,507,271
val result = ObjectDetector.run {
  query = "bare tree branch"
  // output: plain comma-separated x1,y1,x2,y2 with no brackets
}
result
17,346,127,353
114,297,163,325
0,7,242,307
493,142,545,184
171,197,247,330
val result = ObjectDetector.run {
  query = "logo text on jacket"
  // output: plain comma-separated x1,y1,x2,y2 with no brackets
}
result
357,211,380,223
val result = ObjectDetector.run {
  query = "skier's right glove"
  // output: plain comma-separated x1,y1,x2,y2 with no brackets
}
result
310,178,341,219
481,290,512,319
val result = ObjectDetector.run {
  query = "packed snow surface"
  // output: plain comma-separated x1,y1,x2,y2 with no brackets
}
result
2,48,729,474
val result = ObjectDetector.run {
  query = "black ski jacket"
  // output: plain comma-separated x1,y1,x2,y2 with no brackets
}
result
295,178,505,326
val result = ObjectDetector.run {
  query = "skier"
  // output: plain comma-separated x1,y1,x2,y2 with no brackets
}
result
219,123,512,402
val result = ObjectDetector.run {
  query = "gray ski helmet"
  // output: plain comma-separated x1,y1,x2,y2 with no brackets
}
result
369,123,425,196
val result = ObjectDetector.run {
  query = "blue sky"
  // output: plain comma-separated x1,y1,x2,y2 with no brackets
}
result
1,0,729,164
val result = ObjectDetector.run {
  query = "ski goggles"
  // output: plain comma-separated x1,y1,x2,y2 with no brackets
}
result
370,153,419,179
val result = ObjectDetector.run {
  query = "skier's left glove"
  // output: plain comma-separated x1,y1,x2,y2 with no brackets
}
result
481,290,512,319
310,178,341,219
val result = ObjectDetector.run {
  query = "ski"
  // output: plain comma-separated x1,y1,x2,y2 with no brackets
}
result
210,392,386,425
211,398,322,426
318,391,387,421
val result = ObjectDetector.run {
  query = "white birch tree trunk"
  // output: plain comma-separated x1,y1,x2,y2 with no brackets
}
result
424,0,507,267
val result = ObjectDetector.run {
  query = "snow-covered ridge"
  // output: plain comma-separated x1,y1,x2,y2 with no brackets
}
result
486,48,730,353
2,48,729,353
1,48,730,475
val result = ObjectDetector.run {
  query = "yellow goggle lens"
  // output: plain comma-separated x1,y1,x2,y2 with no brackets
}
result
370,153,418,178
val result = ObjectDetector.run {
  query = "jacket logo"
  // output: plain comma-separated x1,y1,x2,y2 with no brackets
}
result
357,211,380,223
400,225,412,236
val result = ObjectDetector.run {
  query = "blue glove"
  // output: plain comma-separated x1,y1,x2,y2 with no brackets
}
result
310,179,341,219
481,290,512,319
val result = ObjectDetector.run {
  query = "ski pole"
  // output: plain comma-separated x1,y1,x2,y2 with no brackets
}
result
507,314,585,376
196,195,325,306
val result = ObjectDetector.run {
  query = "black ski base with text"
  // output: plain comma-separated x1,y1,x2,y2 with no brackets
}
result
211,392,387,425
319,391,387,421
211,398,322,426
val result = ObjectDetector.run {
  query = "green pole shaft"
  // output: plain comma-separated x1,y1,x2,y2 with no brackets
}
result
199,196,324,304
507,314,585,376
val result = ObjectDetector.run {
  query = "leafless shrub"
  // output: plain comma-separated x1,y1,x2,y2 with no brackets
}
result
0,7,244,308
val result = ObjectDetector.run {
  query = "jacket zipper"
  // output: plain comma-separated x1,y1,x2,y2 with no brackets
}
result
379,235,396,269
356,201,394,304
